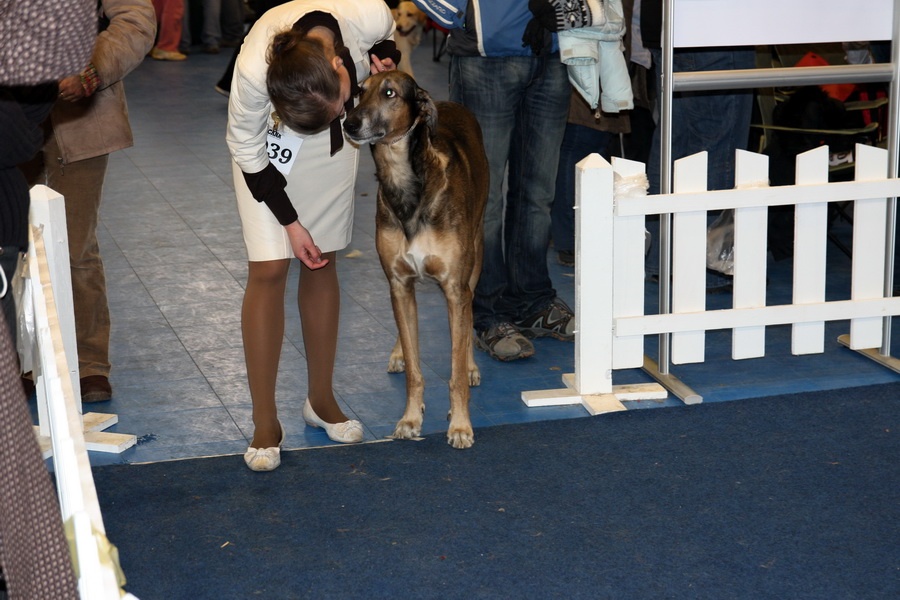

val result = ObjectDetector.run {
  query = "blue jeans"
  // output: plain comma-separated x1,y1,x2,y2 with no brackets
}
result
648,47,756,194
646,47,756,283
450,55,570,331
552,122,615,254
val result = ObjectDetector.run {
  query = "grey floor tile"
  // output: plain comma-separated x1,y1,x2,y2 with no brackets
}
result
63,36,889,469
106,377,224,414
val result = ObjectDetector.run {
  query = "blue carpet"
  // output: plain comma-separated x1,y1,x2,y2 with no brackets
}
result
93,383,899,599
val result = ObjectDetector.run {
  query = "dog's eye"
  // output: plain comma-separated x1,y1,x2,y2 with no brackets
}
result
385,89,395,98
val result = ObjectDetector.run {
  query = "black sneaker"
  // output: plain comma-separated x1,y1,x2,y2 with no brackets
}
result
515,297,575,341
475,322,535,361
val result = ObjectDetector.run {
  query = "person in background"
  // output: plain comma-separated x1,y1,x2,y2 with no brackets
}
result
23,0,157,402
1,0,95,344
227,0,399,471
214,0,288,97
181,0,223,54
151,0,187,61
639,0,756,292
441,0,575,362
0,0,96,595
551,0,648,268
219,0,247,47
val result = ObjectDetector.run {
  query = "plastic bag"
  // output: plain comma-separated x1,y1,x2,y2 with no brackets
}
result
11,252,34,374
706,209,734,276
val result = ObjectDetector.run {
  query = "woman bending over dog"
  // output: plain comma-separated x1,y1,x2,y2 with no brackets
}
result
227,0,399,471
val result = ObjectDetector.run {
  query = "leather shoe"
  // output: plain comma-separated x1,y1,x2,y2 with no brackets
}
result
244,423,285,472
302,398,363,443
80,375,112,403
150,47,187,61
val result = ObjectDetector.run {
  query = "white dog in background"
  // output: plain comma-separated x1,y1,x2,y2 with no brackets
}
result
392,1,428,76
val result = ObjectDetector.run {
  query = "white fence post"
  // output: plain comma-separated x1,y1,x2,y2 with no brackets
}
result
671,152,708,365
521,154,667,412
732,149,771,359
792,147,830,355
28,186,136,456
575,153,615,396
850,144,890,348
25,185,137,598
611,157,649,370
28,185,79,437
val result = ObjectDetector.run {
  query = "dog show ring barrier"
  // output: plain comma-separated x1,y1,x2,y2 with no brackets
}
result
522,144,900,412
25,185,136,599
523,0,900,409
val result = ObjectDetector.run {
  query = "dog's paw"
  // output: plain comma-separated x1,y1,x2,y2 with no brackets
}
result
447,426,474,449
387,352,406,373
393,420,421,440
468,365,481,387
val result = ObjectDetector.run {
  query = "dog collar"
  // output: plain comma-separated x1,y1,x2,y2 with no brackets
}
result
391,115,422,146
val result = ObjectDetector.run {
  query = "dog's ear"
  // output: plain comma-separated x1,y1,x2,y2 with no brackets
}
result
416,86,438,136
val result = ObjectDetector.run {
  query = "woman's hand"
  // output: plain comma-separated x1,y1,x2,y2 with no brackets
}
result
285,221,329,270
370,55,397,75
58,75,87,102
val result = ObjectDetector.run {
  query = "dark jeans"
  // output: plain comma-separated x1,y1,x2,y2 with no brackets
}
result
552,122,614,254
646,47,757,283
450,54,570,331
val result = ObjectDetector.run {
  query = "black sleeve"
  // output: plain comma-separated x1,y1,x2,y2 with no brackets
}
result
0,84,58,249
242,162,299,226
370,40,401,67
639,0,662,49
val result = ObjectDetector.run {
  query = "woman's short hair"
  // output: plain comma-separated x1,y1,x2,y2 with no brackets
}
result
267,30,341,134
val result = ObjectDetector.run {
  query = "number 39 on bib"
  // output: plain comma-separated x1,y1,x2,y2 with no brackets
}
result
266,126,303,175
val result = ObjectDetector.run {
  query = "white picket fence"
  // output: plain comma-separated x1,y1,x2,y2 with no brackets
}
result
523,143,900,412
26,186,136,599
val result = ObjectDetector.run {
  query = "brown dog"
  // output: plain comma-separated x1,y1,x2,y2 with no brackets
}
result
343,70,488,449
391,1,427,76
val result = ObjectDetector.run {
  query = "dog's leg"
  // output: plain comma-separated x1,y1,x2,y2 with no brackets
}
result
389,278,426,440
443,279,475,449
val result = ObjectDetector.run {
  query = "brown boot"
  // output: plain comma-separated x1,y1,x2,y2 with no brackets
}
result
80,375,112,403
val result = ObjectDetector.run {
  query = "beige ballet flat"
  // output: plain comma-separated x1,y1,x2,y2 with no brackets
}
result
302,398,364,443
244,423,285,472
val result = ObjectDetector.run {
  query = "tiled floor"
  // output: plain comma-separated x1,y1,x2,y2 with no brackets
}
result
49,38,899,466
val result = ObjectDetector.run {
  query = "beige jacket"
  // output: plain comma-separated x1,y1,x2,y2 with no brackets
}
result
50,0,156,164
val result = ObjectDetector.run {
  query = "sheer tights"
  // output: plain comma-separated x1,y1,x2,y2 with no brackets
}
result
242,252,346,449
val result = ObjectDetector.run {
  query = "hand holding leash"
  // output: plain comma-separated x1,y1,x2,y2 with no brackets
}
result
285,221,329,270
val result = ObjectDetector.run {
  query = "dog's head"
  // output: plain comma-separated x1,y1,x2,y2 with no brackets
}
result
343,70,437,146
392,1,427,41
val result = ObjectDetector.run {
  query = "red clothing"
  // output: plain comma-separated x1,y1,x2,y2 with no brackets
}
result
152,0,184,51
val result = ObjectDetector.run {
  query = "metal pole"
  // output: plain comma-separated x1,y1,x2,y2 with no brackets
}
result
657,0,675,376
673,63,893,92
880,0,900,355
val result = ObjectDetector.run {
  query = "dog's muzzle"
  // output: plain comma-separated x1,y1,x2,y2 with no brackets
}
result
343,114,384,145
